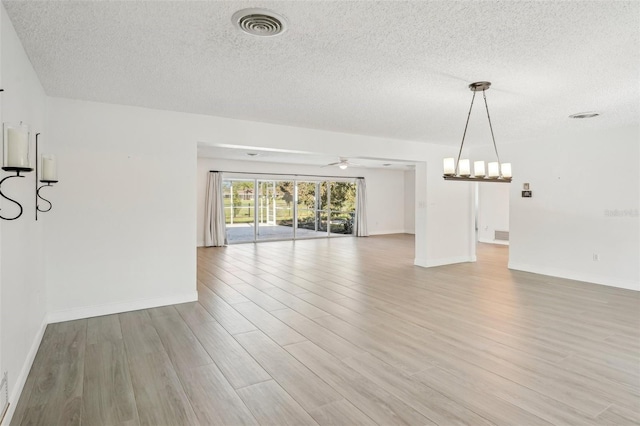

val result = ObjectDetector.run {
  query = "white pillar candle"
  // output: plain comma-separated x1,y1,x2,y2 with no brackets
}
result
501,163,512,178
474,161,486,177
5,127,29,168
459,159,470,176
41,154,57,181
488,162,500,178
443,158,455,176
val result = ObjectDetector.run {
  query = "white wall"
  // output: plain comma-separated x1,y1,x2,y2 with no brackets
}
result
44,96,473,323
477,183,509,245
404,169,415,234
475,124,639,290
45,98,199,322
421,152,476,267
0,5,48,423
366,168,406,235
196,158,408,246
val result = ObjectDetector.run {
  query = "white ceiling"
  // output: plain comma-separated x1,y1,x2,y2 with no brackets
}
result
4,0,639,150
197,144,417,170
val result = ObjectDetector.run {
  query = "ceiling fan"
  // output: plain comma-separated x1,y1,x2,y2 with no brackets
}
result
322,157,361,170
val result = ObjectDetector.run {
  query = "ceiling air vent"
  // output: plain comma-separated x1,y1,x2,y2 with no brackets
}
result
232,9,287,37
569,112,600,119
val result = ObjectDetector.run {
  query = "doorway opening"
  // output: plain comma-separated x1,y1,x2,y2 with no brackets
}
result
475,183,510,263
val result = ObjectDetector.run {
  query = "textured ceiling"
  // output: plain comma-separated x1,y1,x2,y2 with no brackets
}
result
3,1,639,147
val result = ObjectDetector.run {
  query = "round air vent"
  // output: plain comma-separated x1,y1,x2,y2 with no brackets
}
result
232,9,287,37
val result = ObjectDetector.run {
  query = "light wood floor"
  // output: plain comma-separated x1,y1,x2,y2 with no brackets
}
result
11,235,640,425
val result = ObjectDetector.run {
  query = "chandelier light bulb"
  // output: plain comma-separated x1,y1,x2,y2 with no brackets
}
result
443,158,455,176
488,162,500,178
474,161,486,177
458,159,470,176
501,163,512,179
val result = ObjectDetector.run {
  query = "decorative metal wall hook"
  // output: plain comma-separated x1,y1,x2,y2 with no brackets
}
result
0,171,27,220
35,133,58,220
36,182,54,213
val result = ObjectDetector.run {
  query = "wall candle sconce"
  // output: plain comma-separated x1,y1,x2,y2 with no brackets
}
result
1,122,33,220
35,133,58,220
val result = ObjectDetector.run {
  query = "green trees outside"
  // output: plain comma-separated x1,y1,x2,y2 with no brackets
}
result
278,183,294,207
223,181,254,223
329,182,356,212
223,180,356,233
280,181,355,211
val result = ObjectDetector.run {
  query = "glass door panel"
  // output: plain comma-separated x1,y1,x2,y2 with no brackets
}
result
224,180,255,243
296,181,326,239
329,182,356,235
319,181,329,235
257,180,294,241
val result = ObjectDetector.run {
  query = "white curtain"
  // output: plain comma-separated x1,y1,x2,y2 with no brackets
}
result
204,172,227,247
355,178,368,237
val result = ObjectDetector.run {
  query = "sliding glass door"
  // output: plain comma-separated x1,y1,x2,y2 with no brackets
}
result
329,182,356,236
296,181,326,239
224,180,255,243
257,180,294,241
223,177,357,243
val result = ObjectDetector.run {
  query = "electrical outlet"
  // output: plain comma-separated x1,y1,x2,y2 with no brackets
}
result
593,254,600,261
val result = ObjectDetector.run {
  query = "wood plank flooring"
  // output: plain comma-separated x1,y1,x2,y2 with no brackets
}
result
11,234,640,425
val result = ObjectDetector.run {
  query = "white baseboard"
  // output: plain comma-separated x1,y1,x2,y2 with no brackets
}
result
477,238,509,246
47,291,199,324
2,316,48,426
369,229,407,236
414,255,476,268
508,262,639,291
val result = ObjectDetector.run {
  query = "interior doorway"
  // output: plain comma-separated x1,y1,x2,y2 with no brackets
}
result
475,183,510,258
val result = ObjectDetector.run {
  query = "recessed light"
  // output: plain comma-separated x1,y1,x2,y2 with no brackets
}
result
382,163,392,167
246,153,259,157
569,112,600,119
232,8,288,37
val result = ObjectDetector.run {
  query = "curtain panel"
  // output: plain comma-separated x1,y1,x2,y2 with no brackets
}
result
355,178,368,237
204,172,227,246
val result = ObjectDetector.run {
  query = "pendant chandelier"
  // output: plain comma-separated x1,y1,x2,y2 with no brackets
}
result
443,81,511,183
